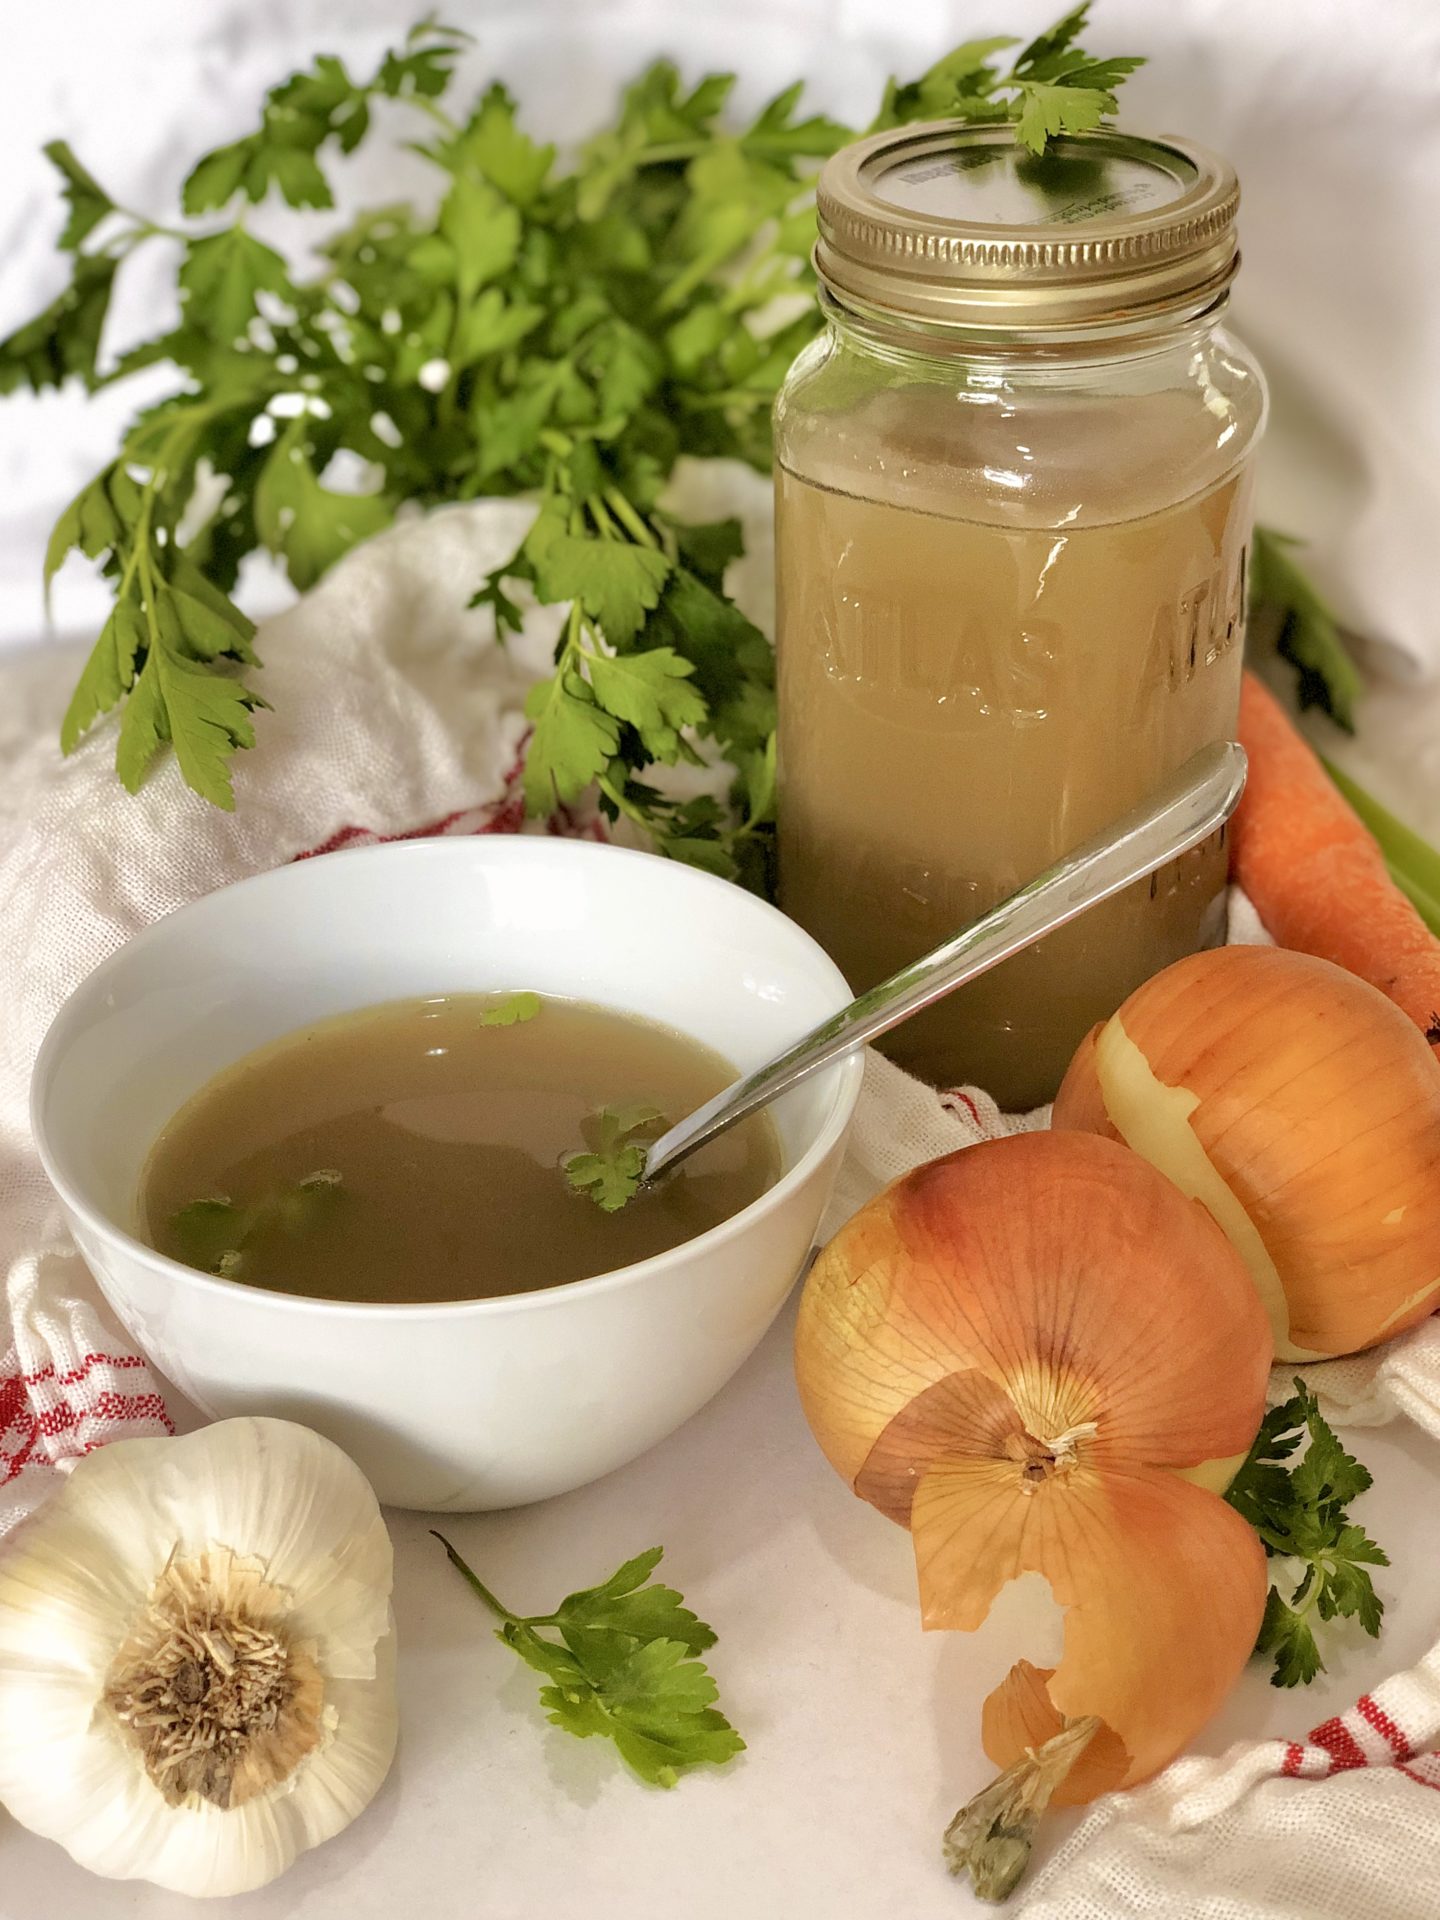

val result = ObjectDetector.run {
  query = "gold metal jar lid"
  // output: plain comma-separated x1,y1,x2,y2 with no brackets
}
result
815,123,1240,334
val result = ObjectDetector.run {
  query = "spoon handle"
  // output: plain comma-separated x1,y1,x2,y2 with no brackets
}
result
642,740,1246,1185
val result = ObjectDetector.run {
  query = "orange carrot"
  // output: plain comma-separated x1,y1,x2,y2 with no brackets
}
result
1232,670,1440,1056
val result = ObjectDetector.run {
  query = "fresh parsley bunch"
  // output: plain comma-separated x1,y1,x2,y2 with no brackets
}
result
1225,1380,1389,1688
3,7,1150,879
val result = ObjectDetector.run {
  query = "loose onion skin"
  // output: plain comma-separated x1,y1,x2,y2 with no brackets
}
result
1054,945,1440,1359
796,1131,1270,1803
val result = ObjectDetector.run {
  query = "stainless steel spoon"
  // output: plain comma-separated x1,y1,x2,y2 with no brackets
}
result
641,739,1246,1185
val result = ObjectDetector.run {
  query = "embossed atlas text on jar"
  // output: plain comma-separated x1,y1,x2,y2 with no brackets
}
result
773,124,1267,1108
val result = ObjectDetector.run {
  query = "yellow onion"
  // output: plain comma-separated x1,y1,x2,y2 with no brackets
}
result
1054,945,1440,1360
795,1131,1270,1896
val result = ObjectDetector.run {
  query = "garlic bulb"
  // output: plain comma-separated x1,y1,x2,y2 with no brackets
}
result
0,1417,396,1897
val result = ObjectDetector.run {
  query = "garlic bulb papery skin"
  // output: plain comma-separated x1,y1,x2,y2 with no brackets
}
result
1054,945,1440,1360
0,1416,397,1897
795,1131,1272,1805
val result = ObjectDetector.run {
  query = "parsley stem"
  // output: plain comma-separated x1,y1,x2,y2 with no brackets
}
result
431,1532,574,1630
1287,1555,1342,1622
603,487,658,548
560,598,585,661
114,472,156,608
430,1532,525,1626
586,494,624,542
677,388,773,413
597,770,659,831
407,94,463,142
135,518,165,657
127,215,191,245
630,139,708,165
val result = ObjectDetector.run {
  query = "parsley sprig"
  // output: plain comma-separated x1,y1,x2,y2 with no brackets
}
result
6,8,1145,871
434,1534,744,1787
1225,1379,1389,1688
877,9,1142,147
564,1101,668,1211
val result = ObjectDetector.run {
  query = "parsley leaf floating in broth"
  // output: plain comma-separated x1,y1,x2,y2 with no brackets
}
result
478,991,542,1027
169,1169,344,1277
169,1196,253,1277
564,1102,667,1212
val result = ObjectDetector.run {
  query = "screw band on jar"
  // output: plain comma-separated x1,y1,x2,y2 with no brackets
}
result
815,124,1241,335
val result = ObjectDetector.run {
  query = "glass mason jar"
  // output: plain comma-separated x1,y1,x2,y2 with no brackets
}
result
774,124,1268,1109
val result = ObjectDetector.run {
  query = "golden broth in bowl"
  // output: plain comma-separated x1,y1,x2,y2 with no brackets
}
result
140,992,780,1303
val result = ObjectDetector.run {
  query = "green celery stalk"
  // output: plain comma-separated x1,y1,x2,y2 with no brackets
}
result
1390,869,1440,935
1323,758,1440,935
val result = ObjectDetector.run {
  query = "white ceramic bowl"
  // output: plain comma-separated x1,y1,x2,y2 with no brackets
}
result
31,838,861,1511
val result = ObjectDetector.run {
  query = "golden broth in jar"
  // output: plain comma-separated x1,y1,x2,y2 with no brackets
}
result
774,127,1266,1107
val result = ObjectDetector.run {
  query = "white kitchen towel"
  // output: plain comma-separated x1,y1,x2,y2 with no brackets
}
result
4,497,1440,1920
1016,1662,1440,1919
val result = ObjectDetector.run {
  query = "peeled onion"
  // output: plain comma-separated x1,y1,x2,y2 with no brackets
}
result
795,1130,1270,1845
1054,945,1440,1360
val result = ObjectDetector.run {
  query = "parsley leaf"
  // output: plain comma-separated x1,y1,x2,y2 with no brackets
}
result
1250,527,1363,732
254,427,394,591
60,597,145,751
1007,7,1145,154
433,1535,744,1788
0,252,117,395
178,228,295,345
585,648,705,763
450,82,556,207
374,19,471,101
180,22,468,215
44,141,115,251
523,667,622,812
128,643,263,807
170,1169,343,1277
186,135,333,216
45,465,135,589
525,512,671,644
1012,80,1113,152
876,5,1141,151
438,175,523,299
170,1197,255,1277
1012,3,1092,70
564,1102,667,1212
1226,1379,1389,1687
479,990,541,1026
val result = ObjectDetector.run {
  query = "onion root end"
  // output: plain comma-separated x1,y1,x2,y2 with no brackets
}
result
943,1713,1101,1903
